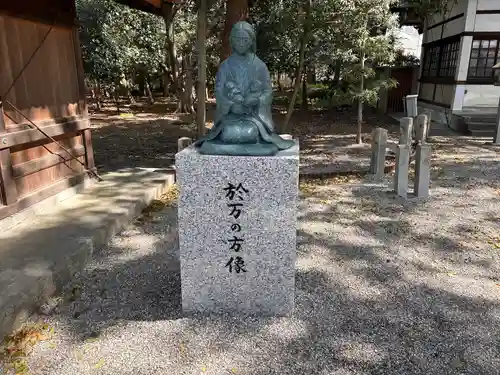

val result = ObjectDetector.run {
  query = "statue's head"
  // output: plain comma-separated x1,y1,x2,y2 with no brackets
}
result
230,21,256,56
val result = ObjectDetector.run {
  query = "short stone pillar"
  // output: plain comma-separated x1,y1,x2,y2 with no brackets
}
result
178,137,192,152
394,144,410,198
415,114,429,143
394,117,413,198
414,144,431,198
413,115,431,198
175,143,299,316
370,127,388,180
399,117,413,146
493,97,500,144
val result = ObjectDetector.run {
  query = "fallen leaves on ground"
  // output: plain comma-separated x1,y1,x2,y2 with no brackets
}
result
300,174,363,197
136,184,179,224
94,359,105,369
299,182,317,197
0,322,54,374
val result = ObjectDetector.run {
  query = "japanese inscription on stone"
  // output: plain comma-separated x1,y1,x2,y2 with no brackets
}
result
223,182,248,274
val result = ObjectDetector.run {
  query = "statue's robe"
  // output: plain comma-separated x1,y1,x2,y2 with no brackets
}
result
194,53,294,153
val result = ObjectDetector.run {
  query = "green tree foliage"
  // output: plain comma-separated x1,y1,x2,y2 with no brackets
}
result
77,0,435,133
77,0,165,100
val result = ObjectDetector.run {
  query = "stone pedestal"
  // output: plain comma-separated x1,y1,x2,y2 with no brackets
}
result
178,137,192,152
394,144,410,198
175,142,299,316
399,117,413,146
493,97,500,144
414,144,431,198
370,127,388,180
415,114,429,143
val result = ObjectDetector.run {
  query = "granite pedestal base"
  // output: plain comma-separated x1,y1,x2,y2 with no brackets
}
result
175,142,299,316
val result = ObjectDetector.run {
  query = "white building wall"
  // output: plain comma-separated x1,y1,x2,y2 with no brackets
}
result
420,0,500,112
474,14,500,32
464,0,478,31
477,0,500,11
462,85,500,108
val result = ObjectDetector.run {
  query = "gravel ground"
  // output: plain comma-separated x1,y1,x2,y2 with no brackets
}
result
10,135,500,375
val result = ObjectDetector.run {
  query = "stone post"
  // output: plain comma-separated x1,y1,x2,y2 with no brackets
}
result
399,117,413,146
415,114,429,143
413,114,431,198
369,127,388,180
414,144,431,198
493,97,500,144
178,137,193,152
394,117,413,198
394,144,410,198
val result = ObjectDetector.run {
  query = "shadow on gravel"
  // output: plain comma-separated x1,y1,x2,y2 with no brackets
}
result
15,138,500,374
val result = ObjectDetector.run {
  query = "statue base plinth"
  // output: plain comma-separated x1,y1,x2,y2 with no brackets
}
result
197,140,279,156
175,142,299,316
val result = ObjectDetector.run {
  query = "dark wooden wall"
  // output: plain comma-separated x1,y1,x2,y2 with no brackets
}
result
0,10,94,220
387,67,417,113
0,0,76,26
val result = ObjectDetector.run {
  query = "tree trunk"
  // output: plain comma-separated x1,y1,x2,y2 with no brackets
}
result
301,67,308,112
161,1,180,100
92,81,102,111
282,0,312,133
276,72,283,91
185,54,195,113
163,72,170,96
114,89,120,113
221,0,249,61
333,60,342,86
127,88,135,105
356,72,363,144
307,64,315,84
197,0,207,137
138,71,146,95
356,17,368,145
145,77,154,104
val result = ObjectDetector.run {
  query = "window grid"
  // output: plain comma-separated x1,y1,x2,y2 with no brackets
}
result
422,46,440,78
439,40,460,77
468,39,500,78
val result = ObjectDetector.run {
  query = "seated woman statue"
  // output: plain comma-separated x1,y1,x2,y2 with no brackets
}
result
194,21,295,156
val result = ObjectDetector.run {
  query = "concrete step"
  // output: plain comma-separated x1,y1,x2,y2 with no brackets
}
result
0,167,175,338
467,121,496,131
469,129,495,137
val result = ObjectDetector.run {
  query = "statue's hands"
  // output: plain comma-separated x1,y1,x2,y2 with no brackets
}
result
244,95,260,108
233,94,245,104
231,103,247,115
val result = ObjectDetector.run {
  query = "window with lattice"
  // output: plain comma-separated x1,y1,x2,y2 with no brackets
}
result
439,40,460,77
468,39,500,79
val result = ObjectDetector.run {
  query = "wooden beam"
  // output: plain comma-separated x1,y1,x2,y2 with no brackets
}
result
0,171,88,221
0,117,89,150
72,26,89,118
196,0,207,138
0,8,77,28
81,129,96,171
12,145,85,179
0,100,18,205
114,0,163,16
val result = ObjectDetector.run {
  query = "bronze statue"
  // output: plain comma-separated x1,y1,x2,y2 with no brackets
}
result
195,21,294,156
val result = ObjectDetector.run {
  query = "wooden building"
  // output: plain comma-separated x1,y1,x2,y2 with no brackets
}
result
0,1,96,220
397,0,500,130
